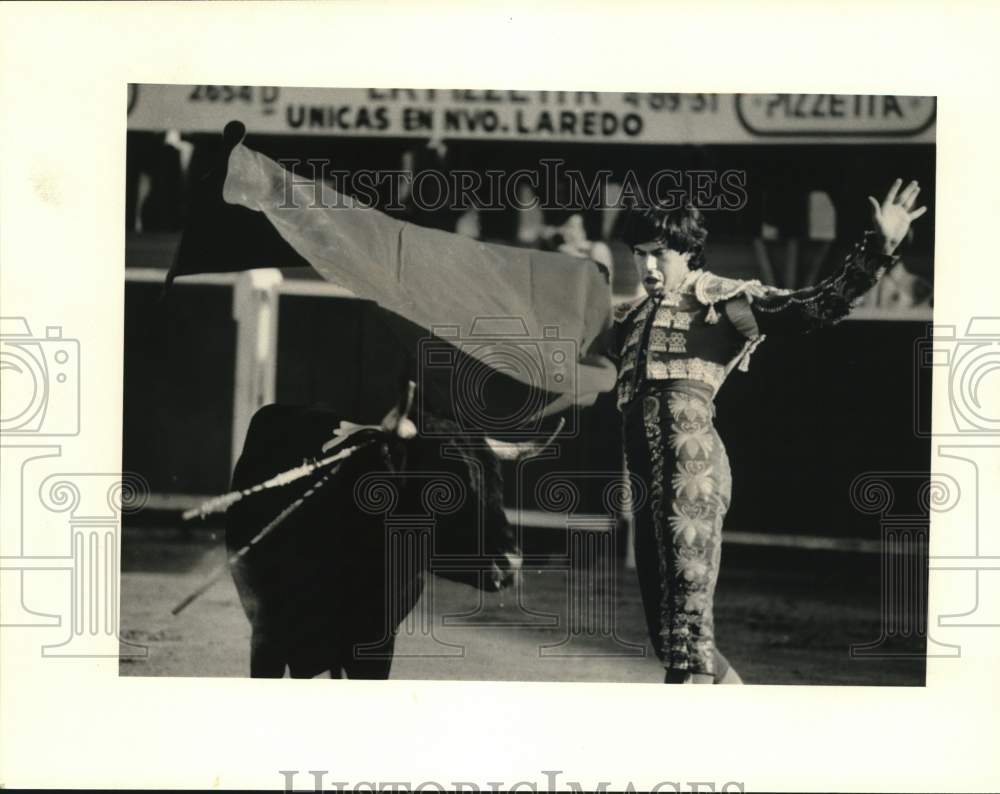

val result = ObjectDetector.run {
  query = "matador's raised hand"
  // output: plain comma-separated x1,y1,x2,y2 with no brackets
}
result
868,178,928,256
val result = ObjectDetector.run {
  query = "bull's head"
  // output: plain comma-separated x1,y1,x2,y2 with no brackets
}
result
320,381,418,470
343,380,563,593
378,380,418,441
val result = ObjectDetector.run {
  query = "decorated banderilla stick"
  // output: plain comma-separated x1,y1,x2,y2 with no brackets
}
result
180,381,418,522
171,431,384,614
181,433,379,521
172,464,339,616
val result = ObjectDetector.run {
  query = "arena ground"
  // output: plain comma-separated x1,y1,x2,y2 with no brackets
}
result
120,527,925,685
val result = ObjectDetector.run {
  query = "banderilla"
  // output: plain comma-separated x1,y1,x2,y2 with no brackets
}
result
171,437,377,615
171,467,335,616
181,433,379,521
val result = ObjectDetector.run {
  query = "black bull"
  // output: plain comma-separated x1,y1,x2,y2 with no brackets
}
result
226,404,522,679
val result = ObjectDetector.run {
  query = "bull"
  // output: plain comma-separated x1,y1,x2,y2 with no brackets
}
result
226,387,549,679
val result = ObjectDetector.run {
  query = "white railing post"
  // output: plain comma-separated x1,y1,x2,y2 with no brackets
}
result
231,269,283,473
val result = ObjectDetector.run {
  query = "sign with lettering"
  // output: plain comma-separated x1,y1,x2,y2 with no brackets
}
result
128,85,935,144
735,94,936,137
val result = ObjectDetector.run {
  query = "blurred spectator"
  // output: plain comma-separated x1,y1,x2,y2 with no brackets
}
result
538,212,613,270
391,139,466,233
533,178,615,279
127,130,193,232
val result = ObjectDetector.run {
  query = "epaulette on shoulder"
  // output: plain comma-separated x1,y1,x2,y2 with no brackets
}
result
692,271,771,306
691,271,791,324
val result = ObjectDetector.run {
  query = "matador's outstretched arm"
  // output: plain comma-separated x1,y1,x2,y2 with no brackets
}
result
745,179,928,335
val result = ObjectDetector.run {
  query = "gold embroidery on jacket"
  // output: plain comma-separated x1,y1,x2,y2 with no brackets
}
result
653,307,692,330
646,358,725,390
667,332,687,353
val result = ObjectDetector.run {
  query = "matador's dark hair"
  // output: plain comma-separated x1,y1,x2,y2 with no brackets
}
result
622,204,708,270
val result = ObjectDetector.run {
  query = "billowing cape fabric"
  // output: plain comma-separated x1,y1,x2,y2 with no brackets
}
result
168,123,616,425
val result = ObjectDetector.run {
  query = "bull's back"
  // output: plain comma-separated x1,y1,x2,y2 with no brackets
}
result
226,405,340,649
225,404,411,678
228,405,333,542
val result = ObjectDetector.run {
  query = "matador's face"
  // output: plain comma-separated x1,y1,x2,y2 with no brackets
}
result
632,241,694,297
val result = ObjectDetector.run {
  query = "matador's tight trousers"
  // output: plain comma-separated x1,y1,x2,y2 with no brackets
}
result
623,380,732,678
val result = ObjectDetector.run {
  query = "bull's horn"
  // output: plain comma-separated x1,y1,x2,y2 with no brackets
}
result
485,417,566,461
379,380,418,440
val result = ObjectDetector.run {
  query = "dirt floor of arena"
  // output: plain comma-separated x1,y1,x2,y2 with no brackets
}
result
120,527,926,685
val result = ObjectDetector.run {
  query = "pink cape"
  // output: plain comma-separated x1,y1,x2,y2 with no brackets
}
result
219,138,617,420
